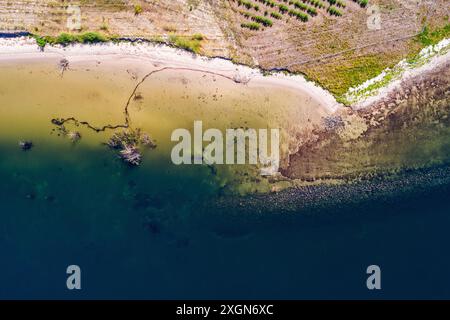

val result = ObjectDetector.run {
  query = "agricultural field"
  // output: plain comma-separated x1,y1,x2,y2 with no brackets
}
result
231,0,368,31
0,0,448,99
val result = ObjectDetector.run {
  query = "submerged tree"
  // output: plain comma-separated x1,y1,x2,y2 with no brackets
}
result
119,145,142,166
106,129,156,166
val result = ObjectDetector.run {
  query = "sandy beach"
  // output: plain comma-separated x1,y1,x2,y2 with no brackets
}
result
0,36,342,112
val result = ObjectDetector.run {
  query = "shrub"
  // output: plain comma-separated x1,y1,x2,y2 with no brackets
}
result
327,6,342,16
78,32,107,44
313,0,325,8
270,11,282,19
278,4,289,13
353,0,368,7
293,1,307,11
251,15,273,27
241,22,260,30
168,34,203,53
307,7,317,16
33,32,108,48
34,36,48,48
191,33,204,41
56,33,76,46
237,0,253,10
417,24,450,46
134,4,143,15
256,0,276,6
288,9,309,21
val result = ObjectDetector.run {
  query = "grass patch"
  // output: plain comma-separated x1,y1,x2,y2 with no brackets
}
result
134,4,143,15
417,24,450,46
168,34,204,53
303,54,389,98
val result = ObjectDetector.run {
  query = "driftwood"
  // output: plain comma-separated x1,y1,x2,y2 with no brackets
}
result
59,58,69,77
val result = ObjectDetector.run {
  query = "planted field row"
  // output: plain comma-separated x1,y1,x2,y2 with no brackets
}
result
327,0,346,7
239,10,274,27
352,0,368,7
232,0,366,31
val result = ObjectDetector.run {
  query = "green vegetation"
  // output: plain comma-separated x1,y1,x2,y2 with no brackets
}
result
293,1,308,11
256,0,276,7
237,0,260,10
345,29,450,104
417,24,450,46
304,0,325,8
32,30,206,54
241,22,261,30
353,0,368,7
134,4,143,15
301,22,449,102
239,10,273,28
235,0,344,28
191,33,204,41
288,9,309,22
35,36,47,48
327,6,342,16
33,32,108,48
326,55,386,97
270,11,283,19
252,15,273,26
278,4,289,14
168,34,204,54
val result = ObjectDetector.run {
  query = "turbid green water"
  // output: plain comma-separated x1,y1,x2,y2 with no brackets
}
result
1,56,450,299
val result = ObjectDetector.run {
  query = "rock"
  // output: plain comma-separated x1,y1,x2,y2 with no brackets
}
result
323,115,345,131
19,140,33,151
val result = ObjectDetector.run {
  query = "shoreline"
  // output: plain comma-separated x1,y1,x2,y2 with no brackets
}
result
1,36,448,113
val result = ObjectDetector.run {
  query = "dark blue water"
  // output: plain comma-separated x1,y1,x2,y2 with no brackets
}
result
1,138,449,299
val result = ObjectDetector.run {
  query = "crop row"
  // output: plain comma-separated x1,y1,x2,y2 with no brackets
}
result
240,10,274,26
241,22,261,30
292,1,318,16
353,0,368,7
327,6,342,16
287,8,309,21
235,0,351,31
236,0,261,11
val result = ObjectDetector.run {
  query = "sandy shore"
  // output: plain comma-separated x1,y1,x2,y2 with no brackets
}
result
1,36,449,112
0,36,341,113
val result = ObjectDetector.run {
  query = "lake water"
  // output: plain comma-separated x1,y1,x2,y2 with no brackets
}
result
0,56,449,299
